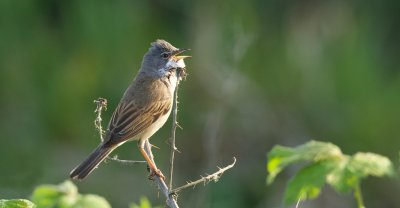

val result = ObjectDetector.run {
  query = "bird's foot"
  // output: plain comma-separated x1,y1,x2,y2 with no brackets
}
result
148,168,165,181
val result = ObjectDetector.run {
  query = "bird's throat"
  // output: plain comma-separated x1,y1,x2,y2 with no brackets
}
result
166,58,186,69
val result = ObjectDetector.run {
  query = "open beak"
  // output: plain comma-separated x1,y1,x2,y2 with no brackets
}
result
173,48,192,59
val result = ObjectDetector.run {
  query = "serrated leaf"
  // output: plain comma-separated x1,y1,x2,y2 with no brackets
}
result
267,141,396,207
348,152,395,177
0,199,36,208
284,161,336,204
327,153,395,193
267,141,342,184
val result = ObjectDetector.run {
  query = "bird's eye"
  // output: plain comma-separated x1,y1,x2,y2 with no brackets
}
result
161,52,170,59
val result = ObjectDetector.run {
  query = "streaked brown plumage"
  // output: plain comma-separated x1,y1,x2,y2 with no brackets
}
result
70,40,189,180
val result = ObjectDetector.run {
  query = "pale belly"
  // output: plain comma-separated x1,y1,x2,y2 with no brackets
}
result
139,107,172,142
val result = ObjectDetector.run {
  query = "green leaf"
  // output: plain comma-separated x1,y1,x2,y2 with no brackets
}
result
349,152,395,178
31,180,110,208
267,140,342,184
284,161,337,204
130,197,152,208
327,153,395,193
75,194,111,208
57,181,78,196
267,141,396,207
0,199,36,208
31,185,62,208
326,156,356,193
31,181,79,207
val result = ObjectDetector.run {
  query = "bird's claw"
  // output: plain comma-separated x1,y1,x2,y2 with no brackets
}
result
148,168,165,181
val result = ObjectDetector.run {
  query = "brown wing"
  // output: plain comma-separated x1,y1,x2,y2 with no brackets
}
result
104,99,171,146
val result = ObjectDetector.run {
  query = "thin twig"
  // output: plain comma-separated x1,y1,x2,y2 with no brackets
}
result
171,157,236,194
295,195,302,208
144,140,179,208
94,98,107,142
169,67,186,190
105,155,146,165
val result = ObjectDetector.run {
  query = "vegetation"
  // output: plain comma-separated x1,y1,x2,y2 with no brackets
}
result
1,0,399,207
0,181,162,208
0,199,35,208
267,141,395,207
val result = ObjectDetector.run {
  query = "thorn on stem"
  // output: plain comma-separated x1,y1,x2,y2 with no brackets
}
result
151,144,160,149
175,122,183,130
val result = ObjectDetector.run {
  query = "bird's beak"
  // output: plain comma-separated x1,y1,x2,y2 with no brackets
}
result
176,55,191,60
173,48,192,59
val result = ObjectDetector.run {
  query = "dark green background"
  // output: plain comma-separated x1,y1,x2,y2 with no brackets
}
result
1,0,399,207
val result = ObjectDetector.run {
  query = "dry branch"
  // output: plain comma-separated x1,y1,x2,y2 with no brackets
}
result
144,140,179,208
93,98,107,142
171,157,236,194
169,67,186,190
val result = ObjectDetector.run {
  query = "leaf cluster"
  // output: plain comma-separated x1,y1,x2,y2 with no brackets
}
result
0,199,35,208
30,180,110,208
267,140,395,205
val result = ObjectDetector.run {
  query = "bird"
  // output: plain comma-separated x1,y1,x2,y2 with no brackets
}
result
70,39,190,180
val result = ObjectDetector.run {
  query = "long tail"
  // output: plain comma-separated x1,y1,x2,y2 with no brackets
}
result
70,144,114,180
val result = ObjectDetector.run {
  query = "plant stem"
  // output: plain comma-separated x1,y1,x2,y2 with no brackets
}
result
144,140,179,208
354,182,366,208
169,68,183,190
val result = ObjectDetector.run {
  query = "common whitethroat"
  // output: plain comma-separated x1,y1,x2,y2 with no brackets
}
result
70,40,190,180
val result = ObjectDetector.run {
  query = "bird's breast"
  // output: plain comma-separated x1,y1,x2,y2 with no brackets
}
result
137,103,172,141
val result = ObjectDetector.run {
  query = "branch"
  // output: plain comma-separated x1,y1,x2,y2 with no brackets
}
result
144,140,179,208
171,157,236,194
169,67,186,190
142,67,187,208
94,98,107,142
106,155,146,165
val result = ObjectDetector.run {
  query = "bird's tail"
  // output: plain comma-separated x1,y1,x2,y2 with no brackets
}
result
70,144,114,180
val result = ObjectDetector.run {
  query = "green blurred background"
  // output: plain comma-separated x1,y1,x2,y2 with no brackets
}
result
1,0,399,207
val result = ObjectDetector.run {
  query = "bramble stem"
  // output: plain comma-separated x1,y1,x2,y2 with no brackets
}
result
171,157,236,194
169,68,185,190
94,98,107,142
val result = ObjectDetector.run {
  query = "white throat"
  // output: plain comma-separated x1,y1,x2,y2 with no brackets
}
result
157,58,186,94
158,58,186,77
166,58,186,69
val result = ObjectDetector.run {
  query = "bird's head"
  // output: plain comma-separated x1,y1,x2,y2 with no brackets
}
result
141,39,190,76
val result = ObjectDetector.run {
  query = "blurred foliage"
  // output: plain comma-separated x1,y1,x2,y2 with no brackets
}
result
1,181,152,208
130,197,161,208
0,199,35,208
0,0,400,207
31,181,110,208
267,141,395,207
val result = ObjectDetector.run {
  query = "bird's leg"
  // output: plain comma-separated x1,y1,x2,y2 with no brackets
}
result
144,140,155,161
138,140,165,180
